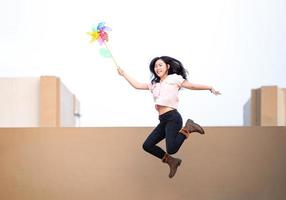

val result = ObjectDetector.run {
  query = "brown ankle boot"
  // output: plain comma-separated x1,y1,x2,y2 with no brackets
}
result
180,119,205,137
162,154,182,178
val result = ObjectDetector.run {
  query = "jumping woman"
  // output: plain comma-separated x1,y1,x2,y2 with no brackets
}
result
117,56,220,178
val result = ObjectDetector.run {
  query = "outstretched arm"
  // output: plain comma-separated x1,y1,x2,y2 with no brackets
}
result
181,80,221,95
117,67,149,90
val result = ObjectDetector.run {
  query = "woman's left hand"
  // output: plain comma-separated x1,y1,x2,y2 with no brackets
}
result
210,87,221,95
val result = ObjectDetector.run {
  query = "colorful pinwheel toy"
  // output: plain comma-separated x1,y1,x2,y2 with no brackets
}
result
87,22,119,68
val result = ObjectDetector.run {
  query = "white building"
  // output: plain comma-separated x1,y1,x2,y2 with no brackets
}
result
0,76,80,127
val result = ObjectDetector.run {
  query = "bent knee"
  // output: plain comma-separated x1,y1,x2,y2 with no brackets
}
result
166,147,179,155
142,143,150,152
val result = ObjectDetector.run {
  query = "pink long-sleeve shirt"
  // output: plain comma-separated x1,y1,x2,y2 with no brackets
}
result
148,74,185,110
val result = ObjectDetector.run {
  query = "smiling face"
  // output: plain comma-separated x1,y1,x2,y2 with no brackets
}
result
154,59,169,80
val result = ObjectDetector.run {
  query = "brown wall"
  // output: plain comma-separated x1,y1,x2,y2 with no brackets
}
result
0,127,286,200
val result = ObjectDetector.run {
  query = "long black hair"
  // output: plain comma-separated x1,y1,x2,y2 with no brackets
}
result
149,56,188,83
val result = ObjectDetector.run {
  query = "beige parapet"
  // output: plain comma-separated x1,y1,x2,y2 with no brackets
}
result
0,126,285,200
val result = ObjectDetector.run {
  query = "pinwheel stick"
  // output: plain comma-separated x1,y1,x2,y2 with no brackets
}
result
104,41,119,69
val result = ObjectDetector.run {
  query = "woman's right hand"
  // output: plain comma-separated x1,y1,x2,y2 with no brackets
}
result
117,67,125,76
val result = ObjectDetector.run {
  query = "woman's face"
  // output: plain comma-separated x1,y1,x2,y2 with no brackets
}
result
154,59,169,80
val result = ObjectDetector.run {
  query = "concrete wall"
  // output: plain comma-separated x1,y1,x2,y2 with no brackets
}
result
0,78,40,127
0,127,285,200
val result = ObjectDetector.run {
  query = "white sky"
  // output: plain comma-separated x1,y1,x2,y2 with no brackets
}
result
0,0,285,127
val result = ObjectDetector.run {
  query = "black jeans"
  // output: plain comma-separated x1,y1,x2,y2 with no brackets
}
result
142,110,187,159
